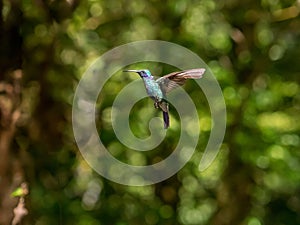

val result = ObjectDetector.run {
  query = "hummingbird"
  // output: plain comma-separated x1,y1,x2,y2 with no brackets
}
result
124,68,206,129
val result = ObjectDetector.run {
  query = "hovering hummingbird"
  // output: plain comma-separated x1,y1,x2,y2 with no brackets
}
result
124,68,206,129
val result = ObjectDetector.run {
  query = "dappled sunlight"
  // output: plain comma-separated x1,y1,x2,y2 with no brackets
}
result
257,111,298,132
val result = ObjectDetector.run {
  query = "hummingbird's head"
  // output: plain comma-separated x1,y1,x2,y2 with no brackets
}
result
124,69,152,78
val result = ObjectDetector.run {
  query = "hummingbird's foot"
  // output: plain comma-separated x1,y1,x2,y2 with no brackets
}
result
154,102,159,109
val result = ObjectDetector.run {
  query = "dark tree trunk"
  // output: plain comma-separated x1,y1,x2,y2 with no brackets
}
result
0,71,24,225
0,0,24,224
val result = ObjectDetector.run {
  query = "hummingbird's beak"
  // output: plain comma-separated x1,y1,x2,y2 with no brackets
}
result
123,70,141,73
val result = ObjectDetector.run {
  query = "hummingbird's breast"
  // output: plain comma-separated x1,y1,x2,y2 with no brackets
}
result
143,78,164,101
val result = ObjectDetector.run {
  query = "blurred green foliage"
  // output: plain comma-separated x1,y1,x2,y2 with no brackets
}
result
1,0,300,224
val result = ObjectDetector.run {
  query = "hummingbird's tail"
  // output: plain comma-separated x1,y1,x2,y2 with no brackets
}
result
163,111,169,129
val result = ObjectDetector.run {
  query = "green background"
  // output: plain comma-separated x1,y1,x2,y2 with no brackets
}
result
1,0,300,224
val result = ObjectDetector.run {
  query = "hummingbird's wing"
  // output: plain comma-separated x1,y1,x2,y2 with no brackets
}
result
156,68,205,93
